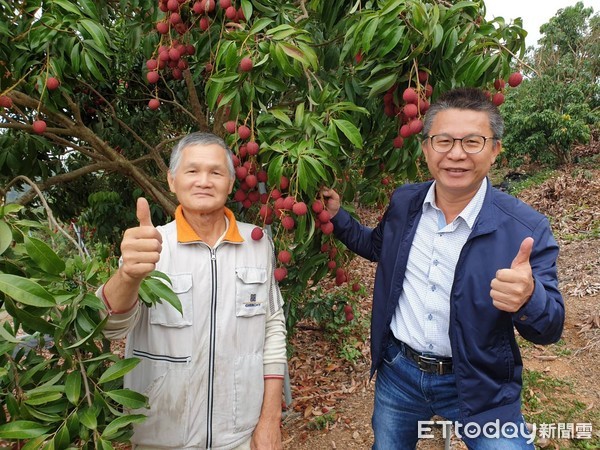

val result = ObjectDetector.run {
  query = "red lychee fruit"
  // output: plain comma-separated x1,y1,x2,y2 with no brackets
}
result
148,98,160,110
219,0,232,8
225,120,236,134
343,304,353,314
292,202,308,216
418,70,428,83
278,250,292,264
318,210,331,223
0,95,12,108
408,118,423,134
238,125,251,140
225,5,237,19
393,136,404,148
321,222,334,235
281,216,295,230
246,141,259,156
492,92,505,106
32,120,47,134
156,22,169,34
312,201,324,214
494,79,506,91
147,71,160,84
199,16,210,31
508,72,523,87
403,103,418,118
274,267,288,282
352,283,361,292
245,174,258,189
279,176,289,190
239,57,253,72
402,87,418,104
345,312,354,322
46,77,60,90
251,227,264,240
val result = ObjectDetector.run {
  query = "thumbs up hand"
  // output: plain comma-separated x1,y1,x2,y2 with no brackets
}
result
119,198,163,282
490,237,535,312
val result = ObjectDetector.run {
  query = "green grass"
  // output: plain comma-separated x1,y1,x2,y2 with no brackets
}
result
522,369,600,449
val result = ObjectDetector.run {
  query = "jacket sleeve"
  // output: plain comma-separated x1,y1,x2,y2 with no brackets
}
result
512,217,565,344
97,285,142,340
330,207,385,263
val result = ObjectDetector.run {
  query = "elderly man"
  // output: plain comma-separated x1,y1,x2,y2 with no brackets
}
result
322,88,564,449
99,132,286,450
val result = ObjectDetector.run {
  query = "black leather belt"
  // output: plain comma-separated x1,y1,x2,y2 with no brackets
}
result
391,335,453,375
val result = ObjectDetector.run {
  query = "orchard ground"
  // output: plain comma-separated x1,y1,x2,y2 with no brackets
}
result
280,147,600,449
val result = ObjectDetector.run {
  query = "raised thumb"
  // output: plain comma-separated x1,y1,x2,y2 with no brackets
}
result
136,197,154,227
511,237,533,269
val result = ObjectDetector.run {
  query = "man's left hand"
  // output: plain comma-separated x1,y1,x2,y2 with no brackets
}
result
250,418,282,450
490,237,535,312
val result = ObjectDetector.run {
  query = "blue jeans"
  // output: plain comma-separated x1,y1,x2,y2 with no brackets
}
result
372,340,535,450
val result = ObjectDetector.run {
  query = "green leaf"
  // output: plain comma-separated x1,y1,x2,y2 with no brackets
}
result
105,389,148,409
101,414,147,440
65,314,107,349
240,0,252,23
65,371,82,405
78,19,108,49
367,72,398,98
269,109,293,126
79,406,98,430
0,324,18,343
53,0,83,15
98,357,140,384
0,274,55,307
20,434,50,450
83,51,105,81
280,42,310,67
0,420,51,439
142,275,183,316
249,17,273,35
0,220,12,255
24,236,66,275
331,119,363,149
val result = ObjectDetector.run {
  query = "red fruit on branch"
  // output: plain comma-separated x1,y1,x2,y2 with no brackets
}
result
508,72,523,87
225,120,236,134
46,77,60,90
147,71,160,84
219,0,232,8
278,250,292,264
251,227,264,240
393,136,404,148
274,267,288,282
239,57,253,72
281,216,295,230
32,120,47,134
0,95,12,108
493,79,505,91
402,87,418,104
292,202,308,216
492,92,505,106
344,304,353,314
312,200,324,214
148,98,160,110
246,141,259,155
279,176,289,190
238,125,251,140
320,222,334,235
352,283,361,292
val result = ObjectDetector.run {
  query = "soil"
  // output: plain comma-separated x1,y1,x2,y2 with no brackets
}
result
280,162,600,449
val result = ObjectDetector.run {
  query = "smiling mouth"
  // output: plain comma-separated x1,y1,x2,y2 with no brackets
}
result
444,168,468,173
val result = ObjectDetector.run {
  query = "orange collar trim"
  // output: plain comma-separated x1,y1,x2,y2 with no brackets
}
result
175,206,244,243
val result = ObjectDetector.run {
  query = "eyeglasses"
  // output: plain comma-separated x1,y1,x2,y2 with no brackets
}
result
426,134,496,154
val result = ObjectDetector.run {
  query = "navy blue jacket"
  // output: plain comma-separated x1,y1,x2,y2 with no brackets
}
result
331,179,564,425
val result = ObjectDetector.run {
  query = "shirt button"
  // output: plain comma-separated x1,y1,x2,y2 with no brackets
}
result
428,314,433,320
429,344,434,350
433,259,439,266
431,285,436,292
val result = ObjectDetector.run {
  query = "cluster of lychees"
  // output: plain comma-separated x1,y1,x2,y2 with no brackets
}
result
489,71,523,106
1,76,61,134
146,0,249,109
383,69,433,150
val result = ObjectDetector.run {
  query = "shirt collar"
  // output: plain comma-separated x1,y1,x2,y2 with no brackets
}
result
175,206,244,243
423,178,488,229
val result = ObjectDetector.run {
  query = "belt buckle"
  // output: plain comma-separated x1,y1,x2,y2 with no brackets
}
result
417,355,438,373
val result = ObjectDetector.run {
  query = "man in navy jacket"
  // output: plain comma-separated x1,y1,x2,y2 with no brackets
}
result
322,88,564,449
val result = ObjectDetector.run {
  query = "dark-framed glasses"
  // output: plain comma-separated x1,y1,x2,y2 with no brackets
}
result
426,134,496,154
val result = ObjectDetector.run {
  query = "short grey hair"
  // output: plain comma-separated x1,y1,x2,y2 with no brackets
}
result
169,132,235,178
422,88,504,140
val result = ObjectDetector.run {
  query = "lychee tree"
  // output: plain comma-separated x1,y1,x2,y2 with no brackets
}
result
0,1,527,443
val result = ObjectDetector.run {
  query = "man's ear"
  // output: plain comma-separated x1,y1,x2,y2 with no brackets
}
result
167,171,176,193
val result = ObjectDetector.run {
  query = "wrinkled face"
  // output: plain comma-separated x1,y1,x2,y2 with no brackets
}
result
422,108,501,201
167,144,235,215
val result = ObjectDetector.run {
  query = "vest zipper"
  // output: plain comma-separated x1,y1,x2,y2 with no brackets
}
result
206,247,218,449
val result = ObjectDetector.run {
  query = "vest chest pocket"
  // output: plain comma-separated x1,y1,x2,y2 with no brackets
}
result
236,267,267,317
149,273,193,327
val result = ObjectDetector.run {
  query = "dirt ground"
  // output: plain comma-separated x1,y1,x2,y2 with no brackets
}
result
280,165,600,449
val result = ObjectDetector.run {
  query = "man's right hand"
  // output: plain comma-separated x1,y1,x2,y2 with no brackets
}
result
119,197,163,282
320,187,341,218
